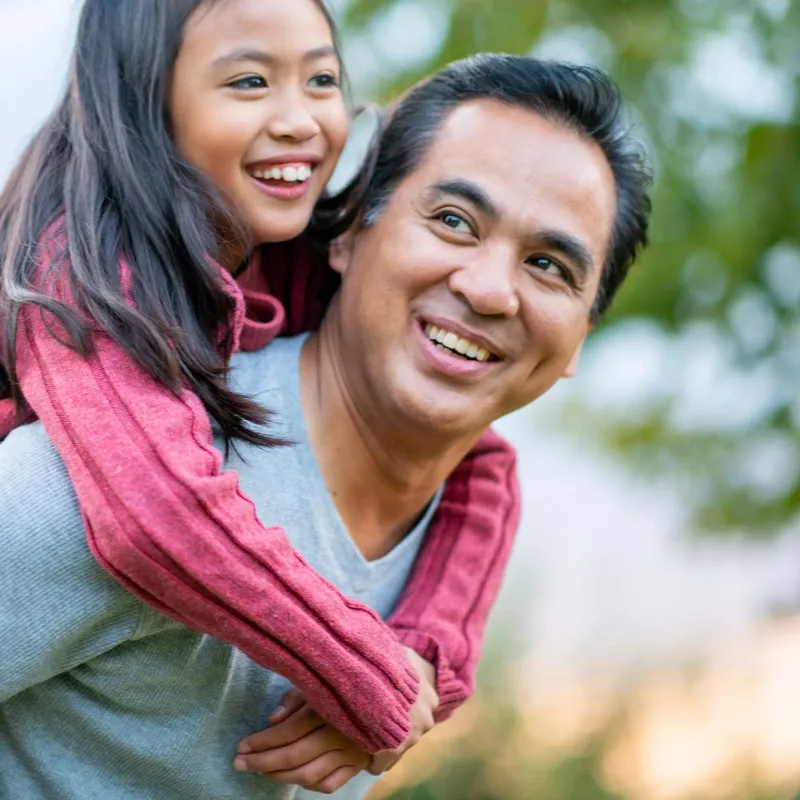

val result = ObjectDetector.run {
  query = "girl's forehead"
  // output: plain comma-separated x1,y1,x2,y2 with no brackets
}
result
182,0,335,50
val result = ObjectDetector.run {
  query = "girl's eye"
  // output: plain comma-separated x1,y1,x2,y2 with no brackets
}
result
308,73,340,90
527,255,571,283
437,213,473,235
228,75,267,90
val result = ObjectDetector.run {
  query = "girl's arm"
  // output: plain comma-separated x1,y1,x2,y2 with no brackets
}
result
0,396,16,439
257,239,522,721
388,427,520,720
12,243,420,755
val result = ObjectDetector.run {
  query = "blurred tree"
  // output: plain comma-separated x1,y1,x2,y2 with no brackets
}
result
337,0,800,537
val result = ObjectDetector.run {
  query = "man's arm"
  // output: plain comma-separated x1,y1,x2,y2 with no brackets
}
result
0,423,144,701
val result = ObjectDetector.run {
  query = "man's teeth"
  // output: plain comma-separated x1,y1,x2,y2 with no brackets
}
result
251,164,313,183
424,324,491,362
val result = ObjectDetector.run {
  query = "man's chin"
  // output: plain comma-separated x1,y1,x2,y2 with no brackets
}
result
391,393,486,441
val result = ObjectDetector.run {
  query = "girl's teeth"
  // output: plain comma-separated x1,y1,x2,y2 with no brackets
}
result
252,165,313,182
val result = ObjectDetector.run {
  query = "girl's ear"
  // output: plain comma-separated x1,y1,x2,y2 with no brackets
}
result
328,228,356,275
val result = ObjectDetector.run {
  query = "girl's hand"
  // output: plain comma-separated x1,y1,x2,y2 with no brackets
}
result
367,648,439,775
235,689,369,794
234,648,439,789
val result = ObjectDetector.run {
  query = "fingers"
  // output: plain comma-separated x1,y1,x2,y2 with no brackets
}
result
305,765,361,795
270,688,308,724
266,751,360,794
236,725,351,775
367,674,438,776
237,704,325,755
402,696,435,750
367,749,401,776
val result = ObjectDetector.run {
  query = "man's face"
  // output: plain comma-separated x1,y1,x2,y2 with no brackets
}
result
331,98,617,439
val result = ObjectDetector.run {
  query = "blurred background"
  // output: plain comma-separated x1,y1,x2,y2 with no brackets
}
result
2,0,799,797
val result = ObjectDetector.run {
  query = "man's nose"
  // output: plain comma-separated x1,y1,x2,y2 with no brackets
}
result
265,89,321,142
448,249,520,318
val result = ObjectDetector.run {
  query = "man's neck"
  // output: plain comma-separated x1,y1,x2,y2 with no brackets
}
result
299,328,481,561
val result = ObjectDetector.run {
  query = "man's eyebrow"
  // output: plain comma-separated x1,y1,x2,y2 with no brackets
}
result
426,179,501,222
428,180,596,274
537,229,595,275
213,45,338,68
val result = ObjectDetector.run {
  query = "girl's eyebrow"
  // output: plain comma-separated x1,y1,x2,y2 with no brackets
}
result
213,45,337,69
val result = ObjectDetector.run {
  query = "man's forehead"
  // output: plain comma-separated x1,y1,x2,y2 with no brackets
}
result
418,99,608,190
408,98,617,257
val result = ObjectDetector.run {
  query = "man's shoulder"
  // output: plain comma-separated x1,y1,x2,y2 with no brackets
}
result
226,335,307,442
0,421,82,541
0,421,130,602
228,333,306,394
0,422,148,700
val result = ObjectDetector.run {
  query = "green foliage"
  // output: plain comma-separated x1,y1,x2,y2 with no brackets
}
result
340,0,800,537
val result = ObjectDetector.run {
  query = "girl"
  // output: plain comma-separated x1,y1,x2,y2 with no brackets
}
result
0,0,519,756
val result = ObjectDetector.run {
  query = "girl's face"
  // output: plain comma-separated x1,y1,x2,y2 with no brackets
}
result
171,0,348,261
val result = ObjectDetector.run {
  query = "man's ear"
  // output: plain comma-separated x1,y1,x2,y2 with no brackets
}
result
328,228,356,275
562,321,592,379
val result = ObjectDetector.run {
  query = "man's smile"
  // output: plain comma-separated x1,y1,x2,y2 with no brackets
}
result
413,319,501,380
423,323,493,362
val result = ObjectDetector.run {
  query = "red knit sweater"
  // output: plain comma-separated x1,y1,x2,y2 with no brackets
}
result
0,230,520,753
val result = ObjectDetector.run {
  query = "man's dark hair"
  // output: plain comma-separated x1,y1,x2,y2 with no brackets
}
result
359,54,652,320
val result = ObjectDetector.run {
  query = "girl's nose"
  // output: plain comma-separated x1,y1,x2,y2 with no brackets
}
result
265,90,321,142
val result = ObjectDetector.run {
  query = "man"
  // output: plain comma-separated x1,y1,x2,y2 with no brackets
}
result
0,55,651,799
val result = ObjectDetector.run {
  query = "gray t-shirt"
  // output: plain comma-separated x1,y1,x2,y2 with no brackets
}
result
0,335,441,800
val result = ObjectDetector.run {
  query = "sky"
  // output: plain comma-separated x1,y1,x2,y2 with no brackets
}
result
1,0,796,686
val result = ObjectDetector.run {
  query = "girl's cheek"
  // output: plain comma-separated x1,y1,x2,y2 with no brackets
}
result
324,105,350,153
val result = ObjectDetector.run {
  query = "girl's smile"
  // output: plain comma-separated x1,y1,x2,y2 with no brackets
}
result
245,154,321,201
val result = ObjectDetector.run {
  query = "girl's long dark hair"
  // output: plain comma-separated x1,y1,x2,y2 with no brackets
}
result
0,0,342,448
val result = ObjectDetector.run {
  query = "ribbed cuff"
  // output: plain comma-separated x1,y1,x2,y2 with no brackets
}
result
365,654,420,751
392,629,471,723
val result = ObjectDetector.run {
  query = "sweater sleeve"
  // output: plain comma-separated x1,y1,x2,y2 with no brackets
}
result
12,239,419,754
388,428,521,721
0,396,16,439
261,239,523,721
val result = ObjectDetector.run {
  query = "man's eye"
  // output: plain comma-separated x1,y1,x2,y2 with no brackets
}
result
438,213,472,234
228,75,267,90
308,73,340,89
527,256,570,282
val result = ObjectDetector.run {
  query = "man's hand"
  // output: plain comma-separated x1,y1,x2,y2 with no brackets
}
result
234,688,370,794
367,648,439,775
